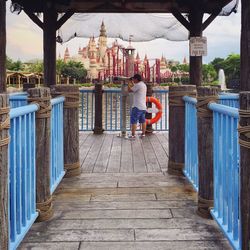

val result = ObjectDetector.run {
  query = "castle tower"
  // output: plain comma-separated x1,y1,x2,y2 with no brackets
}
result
64,47,70,62
88,37,98,79
183,56,188,65
98,21,107,60
124,36,135,77
160,55,167,70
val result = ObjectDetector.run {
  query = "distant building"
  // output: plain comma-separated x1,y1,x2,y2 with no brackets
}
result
63,22,188,82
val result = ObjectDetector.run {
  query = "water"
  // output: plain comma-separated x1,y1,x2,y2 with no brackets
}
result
219,69,226,90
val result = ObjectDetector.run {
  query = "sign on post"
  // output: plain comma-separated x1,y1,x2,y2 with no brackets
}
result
189,37,207,56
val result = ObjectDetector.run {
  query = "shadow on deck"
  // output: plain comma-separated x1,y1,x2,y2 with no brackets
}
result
19,132,231,250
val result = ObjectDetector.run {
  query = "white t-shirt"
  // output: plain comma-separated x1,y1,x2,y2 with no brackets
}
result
131,81,147,110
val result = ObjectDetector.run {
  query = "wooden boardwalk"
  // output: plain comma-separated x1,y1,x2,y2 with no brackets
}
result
19,132,231,250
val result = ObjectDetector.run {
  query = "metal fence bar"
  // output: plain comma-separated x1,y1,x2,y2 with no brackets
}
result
50,97,65,194
183,96,199,192
9,93,28,108
209,102,241,250
9,104,39,250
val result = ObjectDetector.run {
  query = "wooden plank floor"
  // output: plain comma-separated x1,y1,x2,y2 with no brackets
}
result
19,132,232,250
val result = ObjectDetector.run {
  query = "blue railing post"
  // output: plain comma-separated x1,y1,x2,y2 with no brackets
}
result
27,87,53,222
239,92,250,250
53,85,80,178
0,94,9,250
168,85,196,176
93,82,104,134
196,86,219,219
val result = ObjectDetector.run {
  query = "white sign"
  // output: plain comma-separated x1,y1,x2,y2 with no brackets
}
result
189,37,207,57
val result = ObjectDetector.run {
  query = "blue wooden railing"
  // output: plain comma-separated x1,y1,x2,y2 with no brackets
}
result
50,97,65,194
9,104,39,250
183,96,198,191
79,88,169,131
219,93,239,108
9,92,28,108
209,103,241,250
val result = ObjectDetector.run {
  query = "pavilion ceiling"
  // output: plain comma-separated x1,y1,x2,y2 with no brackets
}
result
11,0,233,14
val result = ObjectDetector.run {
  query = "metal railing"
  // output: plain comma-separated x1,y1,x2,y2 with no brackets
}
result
209,103,241,250
9,104,39,250
50,97,65,194
79,88,169,131
183,96,198,191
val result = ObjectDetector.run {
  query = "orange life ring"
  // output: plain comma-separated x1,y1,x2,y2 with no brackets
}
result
146,96,162,125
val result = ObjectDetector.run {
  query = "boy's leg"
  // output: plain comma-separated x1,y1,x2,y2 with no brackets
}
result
141,122,146,135
131,124,137,136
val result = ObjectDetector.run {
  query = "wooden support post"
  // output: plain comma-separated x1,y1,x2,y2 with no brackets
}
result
0,0,6,93
239,92,250,250
27,88,53,222
0,94,9,250
43,7,57,87
146,83,153,133
93,83,104,134
196,86,219,219
168,85,196,176
53,85,80,177
189,10,204,87
23,83,36,92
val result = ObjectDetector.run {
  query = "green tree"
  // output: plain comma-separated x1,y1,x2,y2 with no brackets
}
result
222,54,240,82
61,61,87,82
27,60,43,73
6,56,13,70
7,59,24,71
210,57,224,74
202,64,217,83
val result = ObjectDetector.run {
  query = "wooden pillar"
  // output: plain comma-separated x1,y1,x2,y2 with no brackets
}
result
196,86,219,219
93,83,104,134
146,83,153,133
43,7,57,87
53,85,80,177
0,94,9,249
168,85,196,175
239,92,250,249
240,1,250,248
189,10,204,86
0,0,6,93
27,88,53,222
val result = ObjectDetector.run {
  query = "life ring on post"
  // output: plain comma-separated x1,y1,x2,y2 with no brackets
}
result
146,96,162,125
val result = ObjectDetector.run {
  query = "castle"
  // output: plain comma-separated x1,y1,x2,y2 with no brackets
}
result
62,22,188,82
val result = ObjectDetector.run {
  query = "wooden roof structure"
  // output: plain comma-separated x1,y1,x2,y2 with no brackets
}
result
11,0,232,13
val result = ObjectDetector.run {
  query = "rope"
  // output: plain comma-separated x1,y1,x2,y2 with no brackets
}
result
28,97,51,119
36,196,53,222
168,161,184,176
64,161,80,178
197,195,213,219
197,96,218,118
0,107,10,148
169,91,196,107
54,92,80,109
238,109,250,149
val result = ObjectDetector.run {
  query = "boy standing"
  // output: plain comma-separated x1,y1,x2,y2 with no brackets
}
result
128,74,147,139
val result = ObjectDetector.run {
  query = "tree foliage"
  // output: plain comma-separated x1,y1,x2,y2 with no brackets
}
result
60,60,87,81
6,57,24,71
202,64,217,83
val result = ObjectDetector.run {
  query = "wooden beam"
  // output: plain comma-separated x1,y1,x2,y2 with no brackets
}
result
56,10,74,30
0,0,6,93
23,9,44,29
202,11,220,31
188,9,204,86
171,8,190,31
43,7,57,87
240,0,250,91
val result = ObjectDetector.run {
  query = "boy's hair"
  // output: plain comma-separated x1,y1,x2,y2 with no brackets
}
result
132,74,142,82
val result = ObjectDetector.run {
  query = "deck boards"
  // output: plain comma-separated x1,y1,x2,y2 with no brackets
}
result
19,132,232,250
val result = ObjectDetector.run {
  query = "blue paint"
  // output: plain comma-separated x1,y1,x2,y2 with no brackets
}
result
219,93,239,108
209,102,241,250
50,97,65,194
9,104,39,250
79,89,169,131
9,93,28,108
183,96,198,192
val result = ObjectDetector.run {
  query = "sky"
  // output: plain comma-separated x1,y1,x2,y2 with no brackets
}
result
6,2,241,64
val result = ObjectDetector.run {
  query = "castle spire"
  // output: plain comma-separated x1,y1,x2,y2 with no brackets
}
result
100,21,107,37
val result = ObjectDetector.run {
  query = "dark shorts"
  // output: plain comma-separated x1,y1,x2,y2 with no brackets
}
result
130,107,146,125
